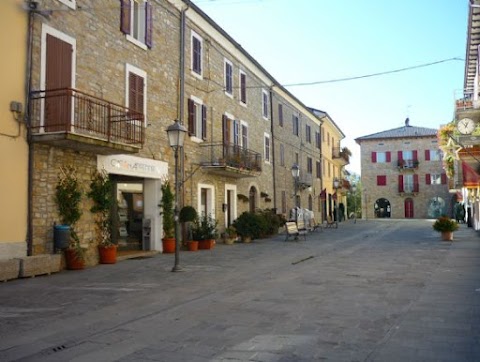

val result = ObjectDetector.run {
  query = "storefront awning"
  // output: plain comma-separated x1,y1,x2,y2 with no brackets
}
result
462,161,480,187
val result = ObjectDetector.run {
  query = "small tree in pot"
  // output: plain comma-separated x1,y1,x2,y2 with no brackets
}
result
160,181,175,253
432,216,459,241
179,205,198,251
55,165,85,269
88,169,116,264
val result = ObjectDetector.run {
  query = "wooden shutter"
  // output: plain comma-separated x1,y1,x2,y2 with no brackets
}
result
145,1,153,48
413,174,419,192
187,99,194,135
201,105,207,140
441,173,447,184
129,72,144,113
240,72,246,103
386,151,391,162
413,150,418,161
222,115,228,144
371,152,377,163
426,174,431,185
425,149,430,161
120,0,131,35
397,151,403,161
398,175,404,192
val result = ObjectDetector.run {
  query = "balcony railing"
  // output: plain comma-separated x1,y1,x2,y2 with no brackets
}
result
29,88,145,152
332,147,350,164
397,159,419,170
199,142,262,177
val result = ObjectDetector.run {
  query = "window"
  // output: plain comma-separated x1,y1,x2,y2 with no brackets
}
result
371,151,391,163
316,161,321,179
278,104,283,127
307,157,313,174
280,144,285,166
426,173,447,185
399,174,419,193
425,149,441,161
398,150,418,168
315,131,320,149
264,133,271,163
377,175,387,186
306,125,311,143
126,64,147,123
292,115,299,136
239,70,247,104
187,97,207,140
120,0,153,49
241,122,248,148
224,59,233,96
262,89,269,119
191,32,203,76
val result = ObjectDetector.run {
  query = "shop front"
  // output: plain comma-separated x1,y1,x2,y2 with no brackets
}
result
97,155,168,252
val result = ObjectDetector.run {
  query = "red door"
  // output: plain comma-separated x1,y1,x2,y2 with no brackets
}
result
404,198,414,218
45,34,72,132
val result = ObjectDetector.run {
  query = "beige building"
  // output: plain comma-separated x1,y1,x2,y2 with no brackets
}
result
0,1,29,259
356,119,450,219
22,0,349,266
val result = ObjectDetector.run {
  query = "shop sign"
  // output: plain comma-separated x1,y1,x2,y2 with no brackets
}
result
98,155,168,179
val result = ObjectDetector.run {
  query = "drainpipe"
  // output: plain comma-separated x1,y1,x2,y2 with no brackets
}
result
179,6,188,208
269,86,277,212
26,9,35,256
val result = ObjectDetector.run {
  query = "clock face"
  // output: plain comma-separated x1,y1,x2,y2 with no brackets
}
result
457,118,476,135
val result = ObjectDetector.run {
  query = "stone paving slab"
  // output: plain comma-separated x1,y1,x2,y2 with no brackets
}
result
0,219,479,361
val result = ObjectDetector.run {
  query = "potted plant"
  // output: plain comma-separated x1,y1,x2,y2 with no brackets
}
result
232,211,262,243
179,205,198,251
88,169,117,264
160,181,175,253
55,165,85,269
432,216,459,241
223,226,237,245
192,214,218,249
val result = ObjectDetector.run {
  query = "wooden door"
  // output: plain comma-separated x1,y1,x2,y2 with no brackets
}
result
405,198,414,218
45,34,72,131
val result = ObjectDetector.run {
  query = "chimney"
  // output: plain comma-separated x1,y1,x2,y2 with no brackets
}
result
405,117,410,127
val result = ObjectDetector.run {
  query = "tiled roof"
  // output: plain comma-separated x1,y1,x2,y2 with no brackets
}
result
355,123,438,143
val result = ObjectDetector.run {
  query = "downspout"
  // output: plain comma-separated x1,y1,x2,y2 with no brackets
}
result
179,6,188,208
269,86,277,212
26,9,35,256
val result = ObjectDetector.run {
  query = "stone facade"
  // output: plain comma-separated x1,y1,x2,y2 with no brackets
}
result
357,128,451,219
25,0,348,264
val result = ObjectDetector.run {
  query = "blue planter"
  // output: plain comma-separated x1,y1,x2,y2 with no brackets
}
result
54,224,70,250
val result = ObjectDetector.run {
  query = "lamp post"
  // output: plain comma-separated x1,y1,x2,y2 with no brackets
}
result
291,164,300,223
333,177,340,228
166,119,187,272
351,183,357,224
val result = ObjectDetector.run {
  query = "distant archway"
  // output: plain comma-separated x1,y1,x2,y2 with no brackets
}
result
427,196,445,218
374,198,391,218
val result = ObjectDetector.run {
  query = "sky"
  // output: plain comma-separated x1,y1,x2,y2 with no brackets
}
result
191,0,468,175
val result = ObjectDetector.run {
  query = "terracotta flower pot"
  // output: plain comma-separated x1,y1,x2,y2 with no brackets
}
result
64,248,85,270
98,245,117,264
441,231,453,241
162,238,176,253
198,239,215,250
187,241,199,251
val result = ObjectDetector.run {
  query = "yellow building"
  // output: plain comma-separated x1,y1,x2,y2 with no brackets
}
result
0,1,29,258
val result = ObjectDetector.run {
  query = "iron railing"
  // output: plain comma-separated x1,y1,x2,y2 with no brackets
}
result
29,88,145,147
199,142,262,172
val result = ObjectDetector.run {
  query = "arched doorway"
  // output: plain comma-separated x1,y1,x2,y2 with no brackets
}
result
404,198,414,218
374,198,391,218
427,196,445,218
249,186,257,213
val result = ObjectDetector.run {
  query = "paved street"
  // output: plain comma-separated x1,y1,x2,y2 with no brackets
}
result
0,219,479,362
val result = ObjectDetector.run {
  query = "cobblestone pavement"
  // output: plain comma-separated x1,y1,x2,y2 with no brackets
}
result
0,219,479,361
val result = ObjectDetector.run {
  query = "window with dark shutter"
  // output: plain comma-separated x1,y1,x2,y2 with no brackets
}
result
397,151,403,162
145,1,153,48
398,175,404,192
278,104,283,127
425,149,430,161
120,0,131,34
240,72,246,103
187,99,195,135
413,174,419,192
386,151,391,162
377,175,386,186
192,35,202,74
426,174,431,185
371,152,377,163
201,105,207,140
413,150,418,161
129,72,144,114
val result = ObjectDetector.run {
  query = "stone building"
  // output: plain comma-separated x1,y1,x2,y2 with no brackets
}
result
20,0,348,266
356,119,450,219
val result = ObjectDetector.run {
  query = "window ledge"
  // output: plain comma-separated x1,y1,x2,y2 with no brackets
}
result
126,35,148,50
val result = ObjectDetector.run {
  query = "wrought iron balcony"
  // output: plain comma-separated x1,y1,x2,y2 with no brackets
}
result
29,88,145,154
397,159,419,171
199,143,262,178
332,147,350,165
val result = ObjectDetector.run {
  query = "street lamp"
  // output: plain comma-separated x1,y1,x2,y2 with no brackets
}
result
166,119,187,272
333,177,340,228
351,183,357,224
291,164,300,223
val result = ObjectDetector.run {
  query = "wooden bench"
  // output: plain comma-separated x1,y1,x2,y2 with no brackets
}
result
285,221,307,241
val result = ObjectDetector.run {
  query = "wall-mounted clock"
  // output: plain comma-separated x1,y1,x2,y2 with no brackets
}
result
457,118,476,135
